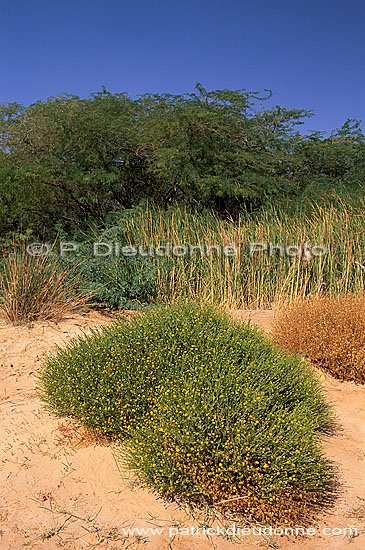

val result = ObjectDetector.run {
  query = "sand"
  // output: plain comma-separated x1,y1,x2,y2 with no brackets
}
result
0,310,364,549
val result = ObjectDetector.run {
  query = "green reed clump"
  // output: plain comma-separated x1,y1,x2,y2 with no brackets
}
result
73,195,364,309
40,302,333,523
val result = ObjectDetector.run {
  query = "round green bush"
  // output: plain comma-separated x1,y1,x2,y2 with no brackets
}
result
40,302,332,523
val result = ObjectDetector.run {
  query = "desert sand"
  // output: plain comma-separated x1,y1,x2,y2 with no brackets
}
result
0,310,364,549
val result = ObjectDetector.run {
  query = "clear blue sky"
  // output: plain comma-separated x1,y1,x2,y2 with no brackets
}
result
2,0,364,134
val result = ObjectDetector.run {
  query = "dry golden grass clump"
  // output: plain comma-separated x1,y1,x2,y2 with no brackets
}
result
273,295,365,384
0,245,93,323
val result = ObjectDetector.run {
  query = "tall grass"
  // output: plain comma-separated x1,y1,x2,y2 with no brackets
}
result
89,196,363,309
0,245,93,323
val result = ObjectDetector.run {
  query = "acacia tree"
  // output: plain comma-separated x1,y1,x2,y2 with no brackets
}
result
0,92,149,230
289,119,365,196
0,84,363,242
133,84,314,212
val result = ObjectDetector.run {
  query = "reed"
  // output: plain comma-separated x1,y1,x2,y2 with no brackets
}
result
0,244,94,323
115,197,364,308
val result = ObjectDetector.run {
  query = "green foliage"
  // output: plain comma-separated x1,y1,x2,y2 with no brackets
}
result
57,198,364,309
1,85,363,244
291,119,365,196
58,210,165,308
39,303,332,523
135,86,311,213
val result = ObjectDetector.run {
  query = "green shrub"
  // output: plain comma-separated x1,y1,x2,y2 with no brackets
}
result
62,251,159,310
40,303,332,523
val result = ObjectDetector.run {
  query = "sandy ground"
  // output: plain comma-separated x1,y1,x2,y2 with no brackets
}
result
0,310,364,550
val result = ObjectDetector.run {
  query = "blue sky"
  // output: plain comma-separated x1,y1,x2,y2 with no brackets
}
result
2,0,364,133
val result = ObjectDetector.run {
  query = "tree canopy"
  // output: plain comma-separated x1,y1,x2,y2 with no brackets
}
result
0,84,364,241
